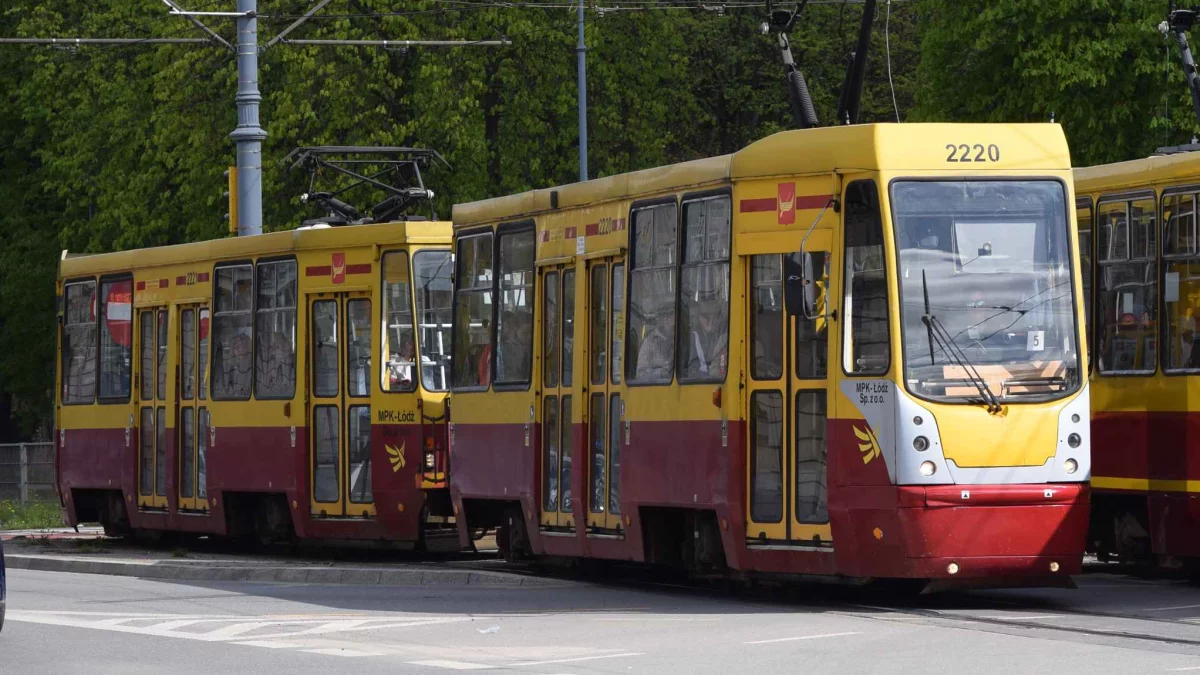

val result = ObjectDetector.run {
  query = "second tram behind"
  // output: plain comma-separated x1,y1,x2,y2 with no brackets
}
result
55,221,456,545
1075,149,1200,570
448,123,1091,585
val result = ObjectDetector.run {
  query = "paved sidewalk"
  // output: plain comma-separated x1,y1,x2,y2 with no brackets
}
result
0,537,558,588
0,525,104,541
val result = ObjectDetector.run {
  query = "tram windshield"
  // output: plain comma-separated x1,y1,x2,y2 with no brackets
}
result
891,180,1080,404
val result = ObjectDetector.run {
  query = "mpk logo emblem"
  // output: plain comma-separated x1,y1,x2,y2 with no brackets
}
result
332,252,346,284
777,182,796,225
387,442,406,472
853,425,882,465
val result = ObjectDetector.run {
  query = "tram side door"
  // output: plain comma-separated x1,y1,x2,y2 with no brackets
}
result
538,264,577,530
584,256,626,533
308,290,375,518
176,305,210,513
743,251,833,546
136,306,170,510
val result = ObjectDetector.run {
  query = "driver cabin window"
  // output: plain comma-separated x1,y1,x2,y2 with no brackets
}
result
842,181,890,375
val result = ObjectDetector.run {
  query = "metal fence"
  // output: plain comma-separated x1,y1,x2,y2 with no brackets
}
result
0,442,56,504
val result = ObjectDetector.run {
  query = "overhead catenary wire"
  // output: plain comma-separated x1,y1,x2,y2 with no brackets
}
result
885,0,899,122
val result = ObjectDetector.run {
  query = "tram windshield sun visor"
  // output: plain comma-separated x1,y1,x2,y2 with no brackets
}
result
891,180,1080,404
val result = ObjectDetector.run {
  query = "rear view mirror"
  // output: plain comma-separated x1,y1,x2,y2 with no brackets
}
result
784,252,821,318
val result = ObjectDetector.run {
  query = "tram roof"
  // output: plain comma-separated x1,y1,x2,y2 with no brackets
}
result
58,219,452,278
1073,149,1200,194
453,123,1072,227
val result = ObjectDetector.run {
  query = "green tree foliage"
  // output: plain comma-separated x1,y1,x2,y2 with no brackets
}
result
913,0,1198,166
13,0,1160,439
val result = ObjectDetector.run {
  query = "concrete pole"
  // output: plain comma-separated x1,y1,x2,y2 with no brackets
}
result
230,0,266,236
576,0,588,183
19,443,29,506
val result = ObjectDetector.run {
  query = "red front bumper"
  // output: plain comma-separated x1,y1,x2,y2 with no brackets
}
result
890,483,1090,579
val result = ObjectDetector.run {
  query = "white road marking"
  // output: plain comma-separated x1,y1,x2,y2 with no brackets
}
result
1167,666,1200,672
407,659,493,670
745,632,860,645
980,615,1061,621
6,610,469,644
303,648,388,658
232,640,308,649
511,652,645,666
1148,604,1200,612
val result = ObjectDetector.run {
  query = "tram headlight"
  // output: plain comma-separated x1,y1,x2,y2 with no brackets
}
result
919,461,936,477
947,562,960,575
913,436,929,452
1071,413,1080,424
1064,458,1078,475
1067,433,1081,449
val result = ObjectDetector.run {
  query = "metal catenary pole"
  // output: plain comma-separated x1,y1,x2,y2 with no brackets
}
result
230,0,267,237
576,0,588,182
3,2,510,237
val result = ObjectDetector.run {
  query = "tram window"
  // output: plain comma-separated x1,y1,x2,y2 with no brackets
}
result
347,299,372,397
452,233,494,390
611,264,625,384
608,394,622,515
181,309,195,400
627,202,678,384
348,405,372,504
542,395,559,511
560,395,573,512
841,181,890,375
312,300,339,398
254,260,297,399
180,407,195,499
543,271,560,388
138,407,153,495
139,312,154,401
496,229,535,385
679,195,731,383
413,250,454,392
1076,199,1093,356
62,280,97,404
156,310,168,401
750,391,783,524
212,264,253,399
198,308,209,401
197,407,209,499
794,390,828,524
590,265,608,386
1097,197,1157,374
155,406,167,497
382,252,416,392
562,269,576,387
589,393,606,514
98,278,132,400
1163,192,1200,372
313,406,340,503
794,251,829,379
750,255,783,380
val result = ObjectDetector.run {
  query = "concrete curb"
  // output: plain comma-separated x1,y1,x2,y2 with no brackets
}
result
5,554,563,588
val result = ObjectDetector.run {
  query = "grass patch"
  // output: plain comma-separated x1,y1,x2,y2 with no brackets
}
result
0,500,63,530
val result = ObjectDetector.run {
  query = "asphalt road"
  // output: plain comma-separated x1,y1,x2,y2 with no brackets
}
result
4,567,1200,674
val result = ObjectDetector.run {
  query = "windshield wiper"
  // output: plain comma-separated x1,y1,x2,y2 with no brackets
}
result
921,270,1003,413
1000,372,1070,397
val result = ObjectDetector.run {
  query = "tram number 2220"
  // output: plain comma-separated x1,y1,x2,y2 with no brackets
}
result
945,143,1000,163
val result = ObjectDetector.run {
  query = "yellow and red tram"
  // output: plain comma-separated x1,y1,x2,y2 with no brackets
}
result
449,123,1092,585
55,221,455,545
1075,151,1200,567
